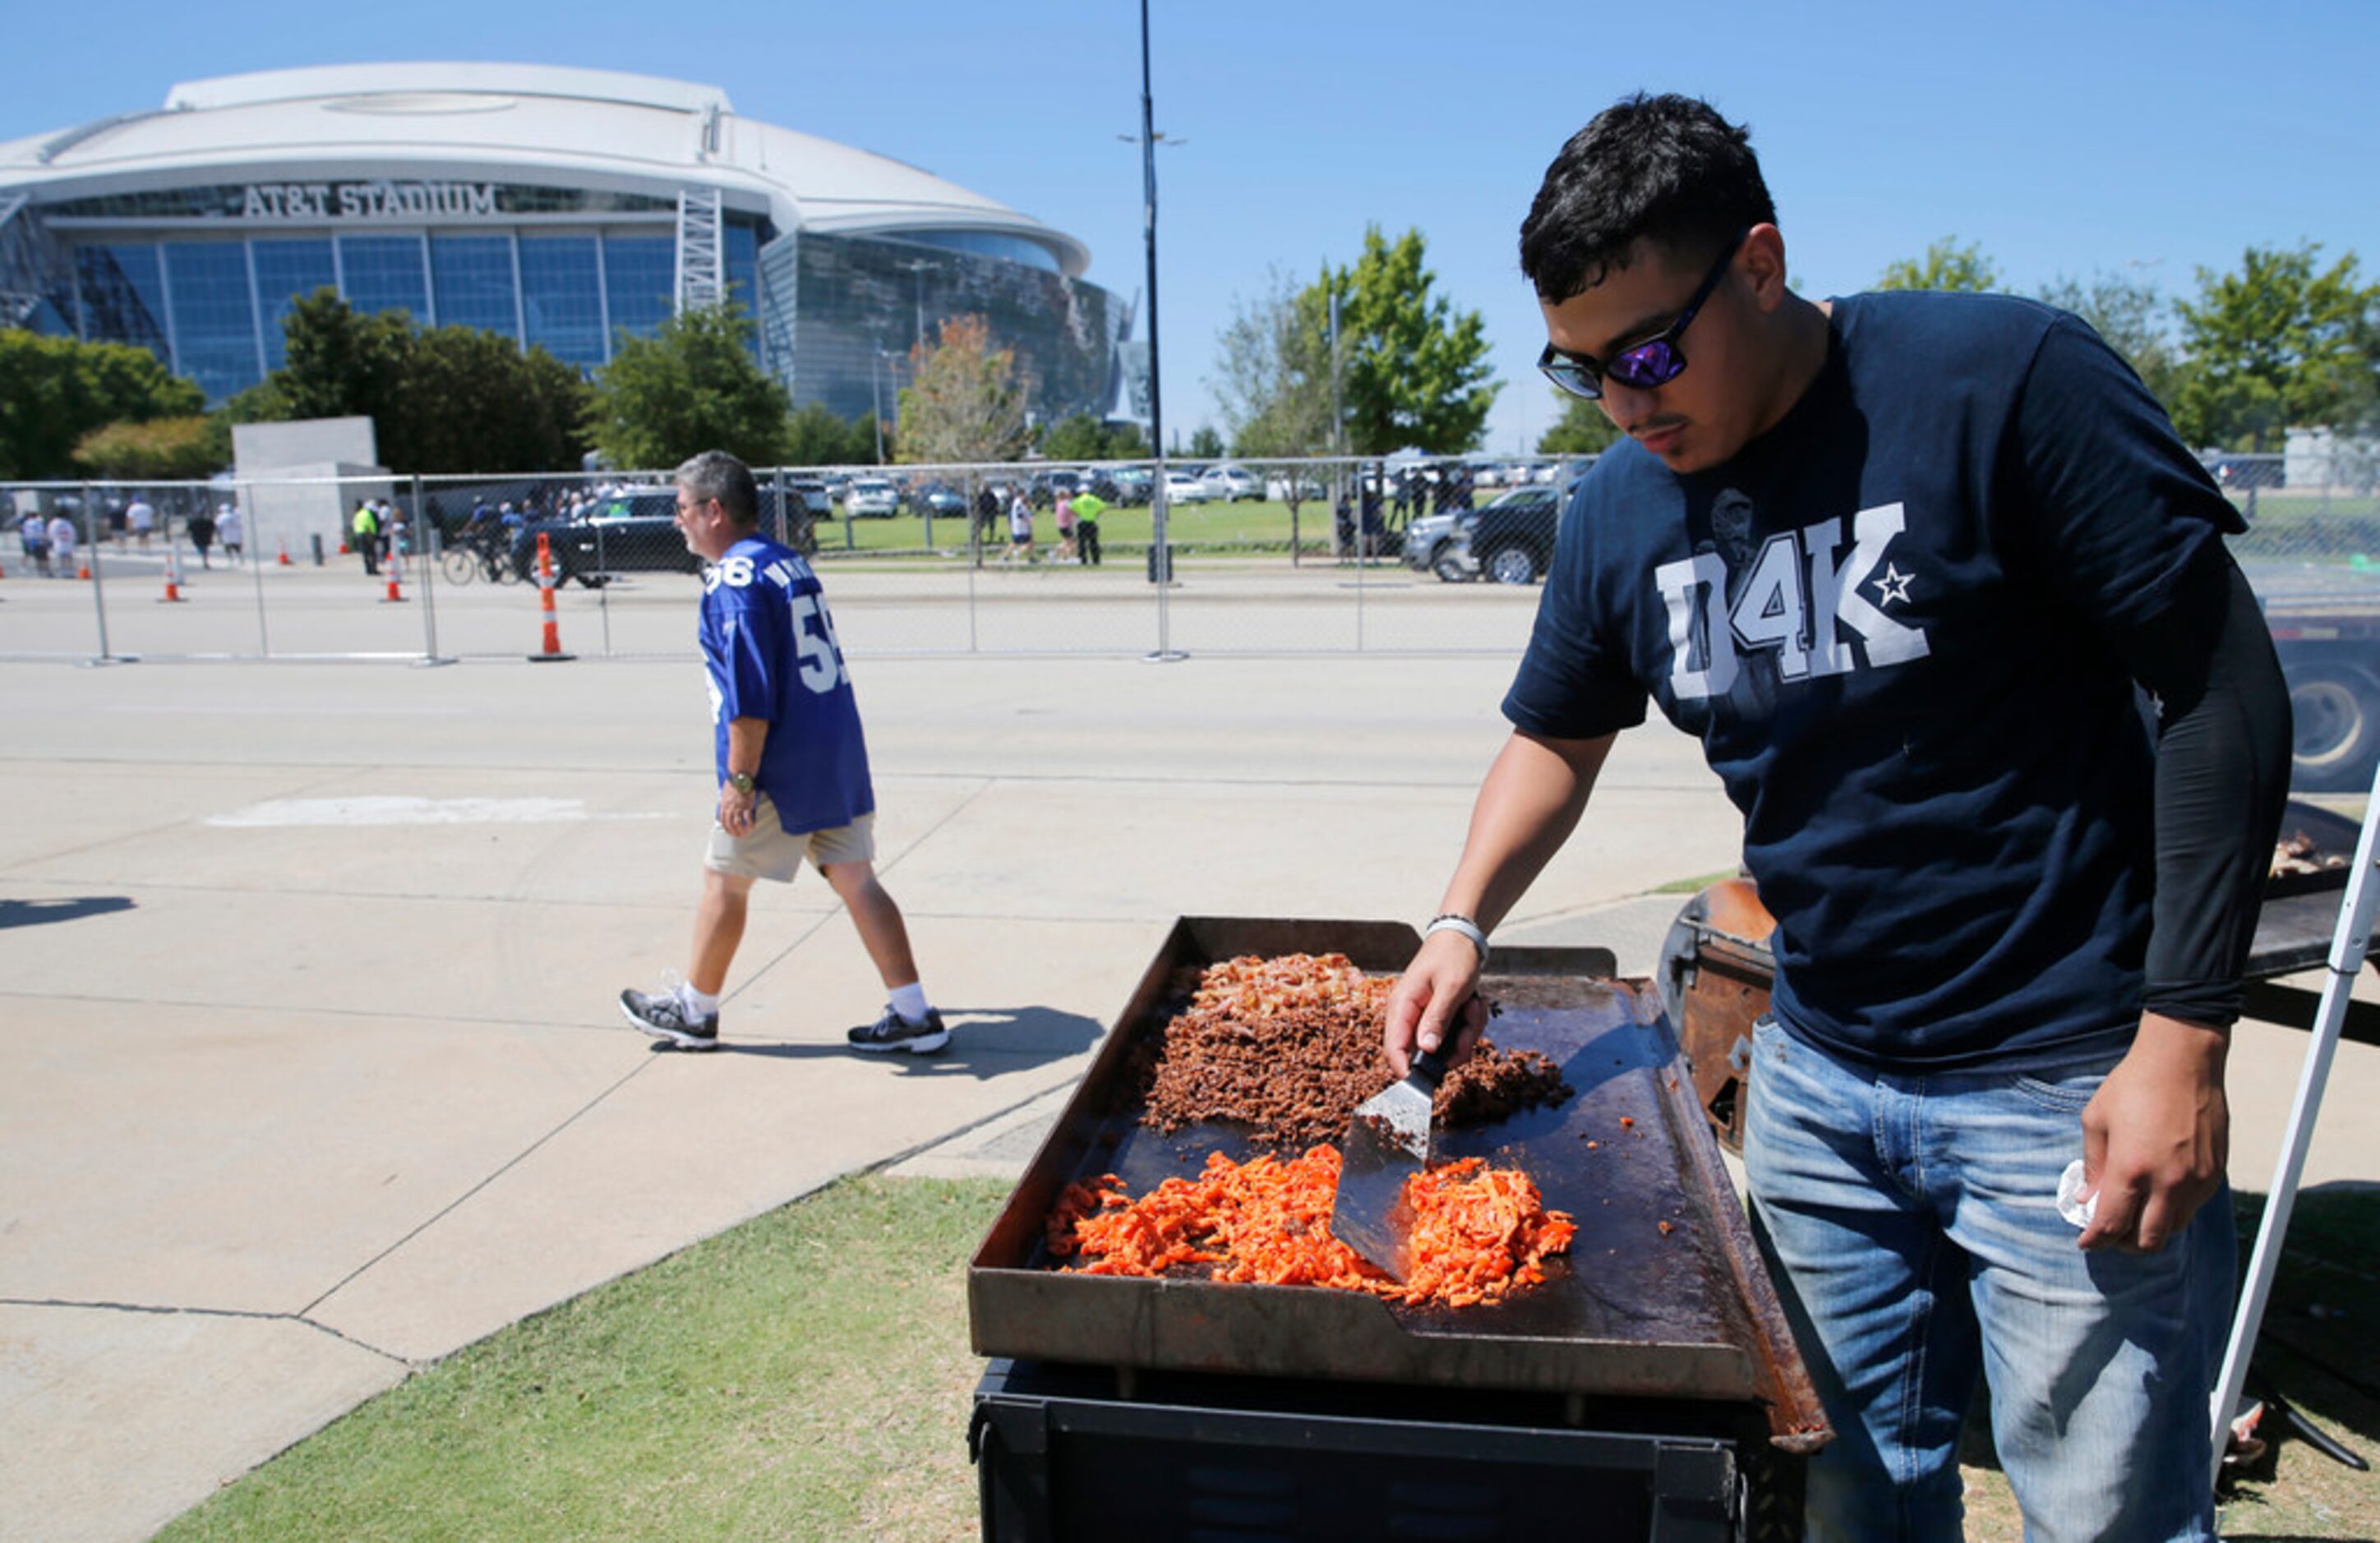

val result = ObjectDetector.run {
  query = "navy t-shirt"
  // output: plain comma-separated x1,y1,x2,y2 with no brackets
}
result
1504,291,2241,1068
699,534,875,835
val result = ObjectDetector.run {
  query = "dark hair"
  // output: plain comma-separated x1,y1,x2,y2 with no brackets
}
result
1520,94,1777,303
675,449,759,527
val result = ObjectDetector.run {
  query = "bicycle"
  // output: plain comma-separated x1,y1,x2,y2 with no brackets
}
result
440,528,514,586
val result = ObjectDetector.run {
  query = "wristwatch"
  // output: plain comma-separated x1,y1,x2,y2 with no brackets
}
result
726,772,756,795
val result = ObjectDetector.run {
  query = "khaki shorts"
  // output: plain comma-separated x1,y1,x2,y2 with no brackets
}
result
705,797,875,882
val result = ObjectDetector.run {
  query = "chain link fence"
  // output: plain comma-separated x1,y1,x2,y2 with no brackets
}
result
0,454,1603,665
4,446,2373,789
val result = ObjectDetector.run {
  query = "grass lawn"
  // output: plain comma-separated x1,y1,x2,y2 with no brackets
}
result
157,1174,2380,1541
810,499,1353,558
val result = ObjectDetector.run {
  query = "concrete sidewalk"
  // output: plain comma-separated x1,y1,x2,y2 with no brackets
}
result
1,647,2373,1541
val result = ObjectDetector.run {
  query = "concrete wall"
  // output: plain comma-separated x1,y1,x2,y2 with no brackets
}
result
232,420,391,557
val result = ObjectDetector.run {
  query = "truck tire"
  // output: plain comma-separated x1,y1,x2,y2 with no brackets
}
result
1483,543,1541,585
2289,661,2380,793
1431,546,1473,583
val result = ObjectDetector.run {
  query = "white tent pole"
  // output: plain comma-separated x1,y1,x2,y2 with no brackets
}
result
2211,760,2380,1489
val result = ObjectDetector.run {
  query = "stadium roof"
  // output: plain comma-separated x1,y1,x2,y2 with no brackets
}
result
0,62,1090,275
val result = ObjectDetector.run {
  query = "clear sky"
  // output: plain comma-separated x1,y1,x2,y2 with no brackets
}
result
12,0,2378,455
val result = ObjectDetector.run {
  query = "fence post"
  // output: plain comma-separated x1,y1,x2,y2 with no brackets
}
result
81,483,123,664
413,475,451,666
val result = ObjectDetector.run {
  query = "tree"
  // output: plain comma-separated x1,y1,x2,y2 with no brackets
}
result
1210,231,1499,458
1188,426,1225,459
1537,391,1623,456
2036,270,2182,406
895,314,1031,464
1210,266,1337,457
1039,412,1146,461
786,401,881,467
1877,237,2000,293
232,291,591,473
71,416,218,481
0,330,205,480
2169,242,2379,450
588,304,789,471
1335,227,1500,454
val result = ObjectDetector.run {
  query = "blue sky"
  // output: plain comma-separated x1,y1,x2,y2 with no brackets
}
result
13,0,2378,454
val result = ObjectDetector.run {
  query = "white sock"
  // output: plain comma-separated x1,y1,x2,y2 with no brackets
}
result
888,982,931,1024
680,984,721,1020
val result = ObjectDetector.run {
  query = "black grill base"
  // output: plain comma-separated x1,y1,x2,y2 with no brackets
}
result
972,1358,1798,1542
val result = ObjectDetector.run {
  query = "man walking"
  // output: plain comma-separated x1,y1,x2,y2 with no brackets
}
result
620,449,947,1055
1383,94,2290,1541
351,500,380,575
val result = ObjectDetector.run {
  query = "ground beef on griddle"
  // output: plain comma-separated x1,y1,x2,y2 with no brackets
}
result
1134,952,1571,1148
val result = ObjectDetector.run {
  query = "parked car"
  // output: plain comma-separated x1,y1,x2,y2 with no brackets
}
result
1161,470,1212,504
1199,463,1266,502
912,482,969,518
2204,452,2284,491
1441,485,1563,585
1103,467,1154,506
1403,507,1474,583
845,477,901,518
1265,471,1326,502
1027,469,1083,509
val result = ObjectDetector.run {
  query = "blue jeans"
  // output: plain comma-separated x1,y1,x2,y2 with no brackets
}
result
1742,1017,2232,1542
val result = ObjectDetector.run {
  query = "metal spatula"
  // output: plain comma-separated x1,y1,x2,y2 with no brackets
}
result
1331,1040,1452,1278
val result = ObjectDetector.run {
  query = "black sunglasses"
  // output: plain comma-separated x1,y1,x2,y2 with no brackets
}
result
1537,229,1749,402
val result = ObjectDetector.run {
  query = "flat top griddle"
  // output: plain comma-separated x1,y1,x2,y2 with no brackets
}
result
968,917,1831,1450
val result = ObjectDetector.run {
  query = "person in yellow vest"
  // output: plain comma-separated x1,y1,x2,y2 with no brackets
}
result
351,500,381,575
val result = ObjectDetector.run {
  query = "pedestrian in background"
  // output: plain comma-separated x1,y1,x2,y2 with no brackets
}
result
126,495,155,550
1070,486,1107,566
620,449,948,1056
187,506,216,569
1005,486,1035,564
217,503,243,563
351,500,381,575
48,511,76,575
1054,487,1079,563
19,509,51,577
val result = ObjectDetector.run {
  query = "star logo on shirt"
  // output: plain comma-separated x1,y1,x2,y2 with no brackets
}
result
1871,563,1914,607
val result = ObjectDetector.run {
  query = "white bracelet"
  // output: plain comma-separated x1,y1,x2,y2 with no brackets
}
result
1426,913,1490,966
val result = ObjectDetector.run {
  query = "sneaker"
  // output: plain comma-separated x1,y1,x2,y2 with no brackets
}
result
846,1004,949,1055
620,986,719,1051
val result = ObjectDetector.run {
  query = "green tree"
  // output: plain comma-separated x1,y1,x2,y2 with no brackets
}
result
231,292,591,472
1335,227,1500,454
70,416,218,480
1188,426,1225,459
1210,266,1337,457
0,330,205,480
786,402,880,467
2036,270,2182,406
1536,391,1623,456
1039,411,1150,461
588,304,789,470
1877,237,2000,293
399,326,592,474
2169,242,2379,449
895,314,1031,463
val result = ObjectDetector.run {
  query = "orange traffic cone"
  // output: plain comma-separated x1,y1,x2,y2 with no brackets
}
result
76,560,91,580
277,536,293,566
160,547,185,603
382,546,406,603
528,532,574,662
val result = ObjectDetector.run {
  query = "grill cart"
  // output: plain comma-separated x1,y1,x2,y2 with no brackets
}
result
967,917,1829,1542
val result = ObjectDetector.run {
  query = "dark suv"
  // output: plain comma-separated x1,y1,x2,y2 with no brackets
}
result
1443,485,1563,583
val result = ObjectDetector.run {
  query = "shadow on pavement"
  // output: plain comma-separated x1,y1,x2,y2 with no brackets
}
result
0,895,135,931
674,1004,1106,1080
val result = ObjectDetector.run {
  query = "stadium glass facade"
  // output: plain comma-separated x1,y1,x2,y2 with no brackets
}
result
33,182,1114,426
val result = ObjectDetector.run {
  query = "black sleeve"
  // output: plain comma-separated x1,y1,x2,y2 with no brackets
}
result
2112,547,2294,1027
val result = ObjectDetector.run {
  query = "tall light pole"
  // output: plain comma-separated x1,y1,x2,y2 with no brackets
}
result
1134,0,1183,640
